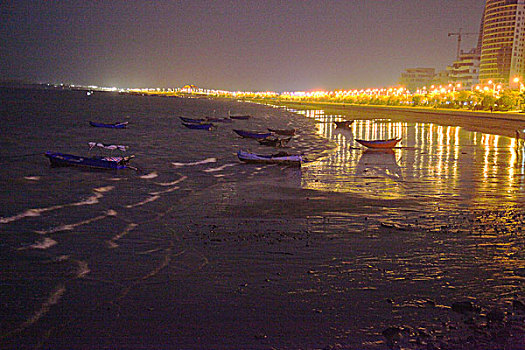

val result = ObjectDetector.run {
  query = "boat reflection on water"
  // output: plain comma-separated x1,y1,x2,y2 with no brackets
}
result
294,109,525,208
355,149,403,181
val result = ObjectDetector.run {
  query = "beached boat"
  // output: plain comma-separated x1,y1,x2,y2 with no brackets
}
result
267,128,296,136
89,121,128,129
206,117,233,123
355,138,401,149
45,152,133,170
233,129,273,139
237,150,302,166
257,136,292,147
228,111,251,120
179,116,206,123
182,122,214,130
334,120,353,128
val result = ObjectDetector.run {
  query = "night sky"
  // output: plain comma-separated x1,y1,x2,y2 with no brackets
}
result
2,0,485,91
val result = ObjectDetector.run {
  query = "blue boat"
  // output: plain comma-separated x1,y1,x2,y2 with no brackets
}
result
45,152,133,170
233,129,272,139
89,121,129,129
179,116,206,123
182,122,214,130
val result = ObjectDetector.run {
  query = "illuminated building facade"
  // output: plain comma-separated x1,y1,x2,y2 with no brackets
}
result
479,0,525,86
399,68,435,91
446,48,481,89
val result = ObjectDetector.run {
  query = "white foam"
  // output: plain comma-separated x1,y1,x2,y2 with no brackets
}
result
1,187,114,224
35,210,117,234
29,237,58,250
94,186,115,193
75,260,90,278
124,195,160,208
15,284,66,333
140,171,158,179
149,186,180,195
203,163,238,173
107,223,138,248
24,176,41,181
155,175,187,186
171,157,217,168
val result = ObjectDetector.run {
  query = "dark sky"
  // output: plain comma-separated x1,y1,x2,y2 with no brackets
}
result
2,0,485,91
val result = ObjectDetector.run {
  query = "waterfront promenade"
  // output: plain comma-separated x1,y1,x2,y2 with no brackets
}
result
267,100,525,139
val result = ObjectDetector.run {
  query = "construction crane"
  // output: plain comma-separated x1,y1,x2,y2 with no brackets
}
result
448,28,478,60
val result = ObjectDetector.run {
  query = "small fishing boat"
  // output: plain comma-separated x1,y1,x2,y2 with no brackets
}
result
237,150,303,166
45,152,133,170
267,128,296,136
228,111,251,120
355,138,401,149
334,120,353,128
257,136,292,147
179,116,205,123
89,121,129,129
233,129,273,139
229,115,251,120
206,117,233,123
182,122,214,130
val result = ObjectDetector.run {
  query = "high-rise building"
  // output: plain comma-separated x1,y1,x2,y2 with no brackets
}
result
447,48,481,89
479,0,525,87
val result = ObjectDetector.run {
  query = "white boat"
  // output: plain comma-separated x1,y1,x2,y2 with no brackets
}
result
237,150,302,166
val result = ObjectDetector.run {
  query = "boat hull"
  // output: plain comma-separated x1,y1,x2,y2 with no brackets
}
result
45,152,130,170
229,115,251,120
179,117,205,123
237,151,302,166
233,129,272,139
355,138,401,149
182,122,214,130
267,128,296,136
89,121,128,129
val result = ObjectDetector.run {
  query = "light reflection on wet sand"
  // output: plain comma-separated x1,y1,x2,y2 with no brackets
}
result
296,109,525,208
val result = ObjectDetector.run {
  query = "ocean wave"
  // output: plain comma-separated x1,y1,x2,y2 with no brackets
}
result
154,175,187,186
107,223,138,248
0,187,114,224
140,171,158,179
203,163,238,173
34,210,117,234
149,186,180,195
18,237,58,250
171,157,217,168
124,195,160,208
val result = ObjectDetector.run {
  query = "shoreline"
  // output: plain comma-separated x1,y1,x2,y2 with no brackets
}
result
253,99,525,138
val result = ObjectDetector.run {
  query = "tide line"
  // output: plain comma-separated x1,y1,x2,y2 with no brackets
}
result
0,186,114,224
34,210,117,234
154,175,187,186
203,163,238,173
171,157,217,168
124,196,160,208
107,223,139,249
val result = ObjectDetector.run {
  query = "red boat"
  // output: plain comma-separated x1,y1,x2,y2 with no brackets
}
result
355,138,401,149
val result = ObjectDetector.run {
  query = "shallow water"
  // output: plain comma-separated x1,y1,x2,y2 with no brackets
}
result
1,88,523,349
